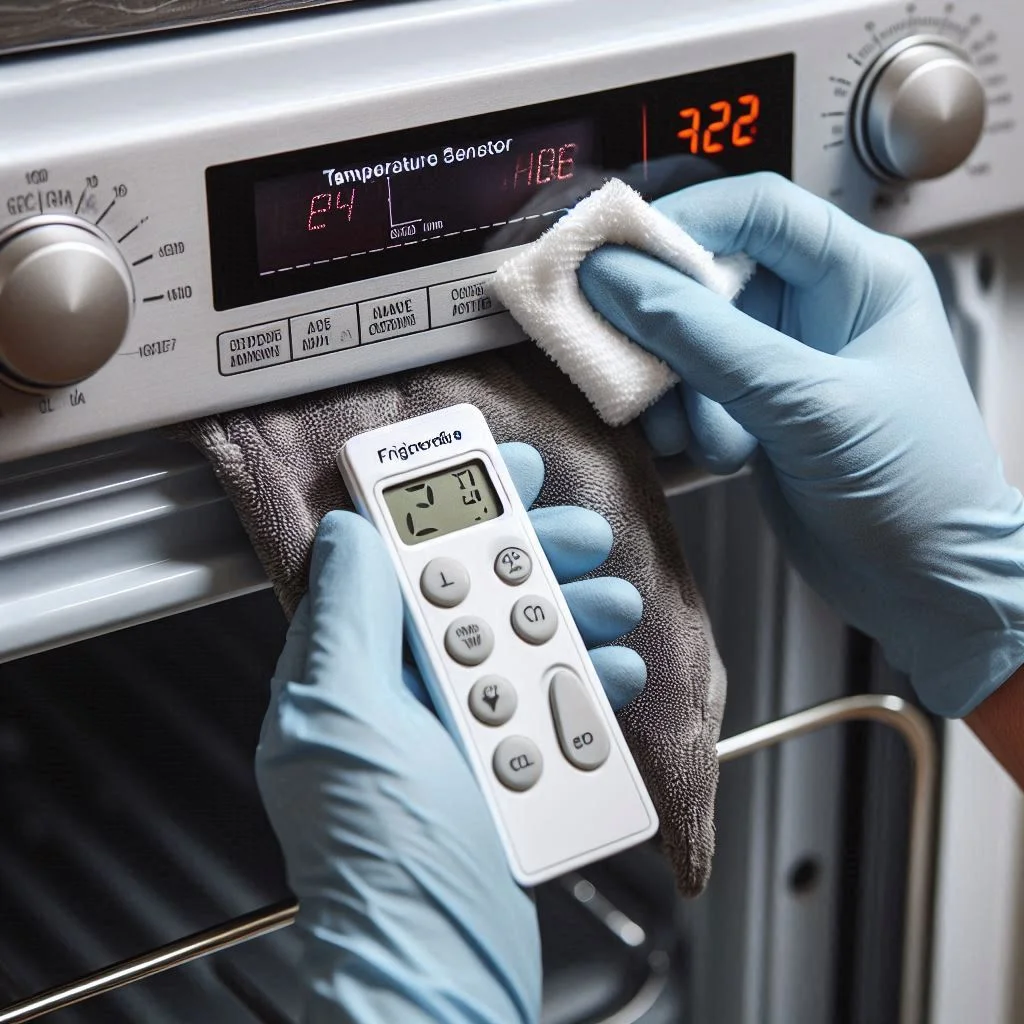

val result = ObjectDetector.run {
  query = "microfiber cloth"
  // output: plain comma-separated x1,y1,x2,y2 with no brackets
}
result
173,347,726,897
492,178,754,426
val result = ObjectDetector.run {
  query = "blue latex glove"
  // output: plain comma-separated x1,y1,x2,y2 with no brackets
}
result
255,441,645,1023
639,381,757,473
579,171,1024,718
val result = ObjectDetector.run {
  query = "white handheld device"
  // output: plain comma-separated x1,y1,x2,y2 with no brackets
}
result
337,403,658,885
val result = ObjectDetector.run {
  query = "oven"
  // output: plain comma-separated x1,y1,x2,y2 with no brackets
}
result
0,1,1022,1021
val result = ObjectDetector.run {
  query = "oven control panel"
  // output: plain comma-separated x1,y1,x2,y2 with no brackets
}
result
0,0,1021,462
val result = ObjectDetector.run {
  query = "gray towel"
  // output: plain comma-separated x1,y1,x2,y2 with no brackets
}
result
172,346,725,896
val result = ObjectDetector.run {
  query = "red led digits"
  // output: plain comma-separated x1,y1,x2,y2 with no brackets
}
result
732,94,759,147
536,148,556,184
676,93,760,155
513,143,576,189
677,108,700,155
307,187,357,232
558,143,576,179
307,192,331,231
702,101,731,154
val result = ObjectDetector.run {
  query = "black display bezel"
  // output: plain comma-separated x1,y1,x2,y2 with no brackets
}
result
206,54,794,311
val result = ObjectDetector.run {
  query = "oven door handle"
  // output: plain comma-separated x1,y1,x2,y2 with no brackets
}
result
0,693,936,1024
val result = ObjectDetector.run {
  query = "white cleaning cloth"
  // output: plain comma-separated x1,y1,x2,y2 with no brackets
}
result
492,178,754,427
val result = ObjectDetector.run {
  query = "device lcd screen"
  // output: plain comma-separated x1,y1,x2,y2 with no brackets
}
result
207,54,794,310
383,459,502,545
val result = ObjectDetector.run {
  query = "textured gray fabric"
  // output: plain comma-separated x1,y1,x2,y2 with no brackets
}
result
171,346,725,896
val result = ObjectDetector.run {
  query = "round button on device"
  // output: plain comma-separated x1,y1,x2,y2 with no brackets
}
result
510,595,558,645
444,615,494,666
469,675,517,726
420,557,470,608
494,546,532,586
493,735,543,792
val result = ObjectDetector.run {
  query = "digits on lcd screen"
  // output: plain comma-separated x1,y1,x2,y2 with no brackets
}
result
383,459,503,545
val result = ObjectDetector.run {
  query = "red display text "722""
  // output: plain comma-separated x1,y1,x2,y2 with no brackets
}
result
677,94,760,155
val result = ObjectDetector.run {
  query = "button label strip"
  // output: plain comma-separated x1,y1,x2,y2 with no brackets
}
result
216,273,504,376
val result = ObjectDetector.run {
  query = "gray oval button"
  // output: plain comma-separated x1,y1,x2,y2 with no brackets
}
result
420,557,470,607
510,595,557,645
444,616,494,666
494,546,532,586
493,736,543,791
469,675,517,726
549,669,611,770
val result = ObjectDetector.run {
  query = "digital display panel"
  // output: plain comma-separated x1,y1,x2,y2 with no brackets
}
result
255,120,594,277
207,55,793,310
383,459,502,545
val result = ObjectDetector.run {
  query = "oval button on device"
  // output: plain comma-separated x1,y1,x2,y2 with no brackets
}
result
494,546,532,586
510,595,557,644
469,675,517,726
549,669,611,770
493,736,543,791
420,557,470,607
443,615,494,666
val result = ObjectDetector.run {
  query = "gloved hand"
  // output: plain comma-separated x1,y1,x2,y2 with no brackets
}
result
578,171,1024,718
255,442,646,1023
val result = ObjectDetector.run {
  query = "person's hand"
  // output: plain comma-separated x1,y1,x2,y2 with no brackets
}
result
255,442,645,1023
578,171,1024,718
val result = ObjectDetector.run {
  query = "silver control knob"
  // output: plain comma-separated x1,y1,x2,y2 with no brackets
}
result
852,36,986,181
0,216,133,391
